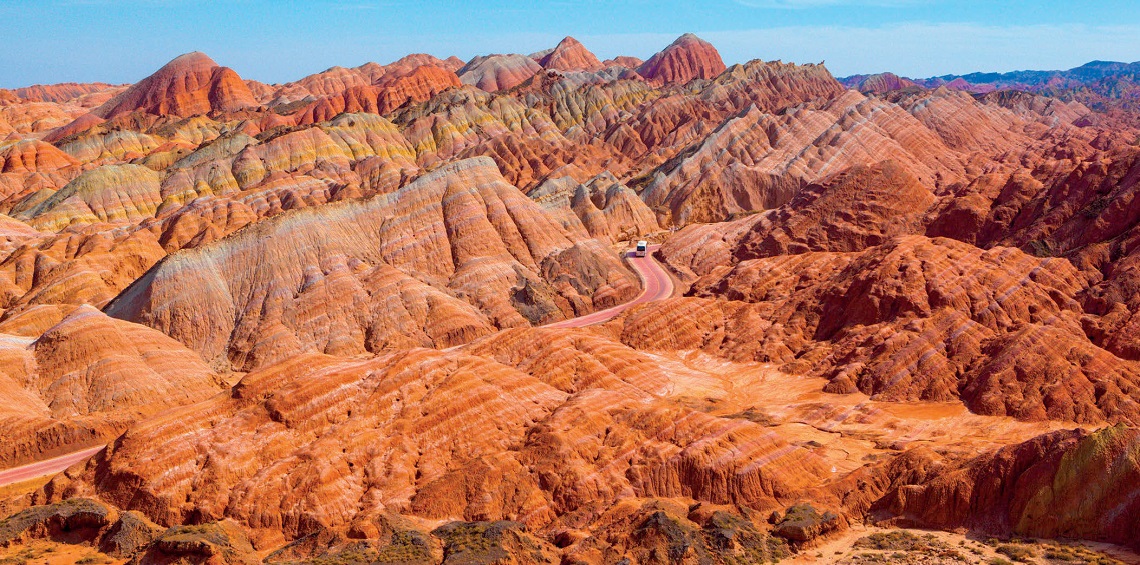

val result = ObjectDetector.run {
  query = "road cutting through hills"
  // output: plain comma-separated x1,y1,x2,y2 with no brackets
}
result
0,446,104,488
0,245,675,488
544,243,673,328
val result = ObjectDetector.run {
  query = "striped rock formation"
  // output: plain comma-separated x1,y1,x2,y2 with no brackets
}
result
11,82,123,105
0,34,1139,562
290,66,461,125
537,37,605,73
637,235,1140,426
841,72,920,94
530,173,660,242
0,305,225,467
458,54,543,92
875,425,1140,549
0,139,81,211
13,164,162,231
39,330,831,553
105,157,639,371
637,33,727,86
94,52,257,119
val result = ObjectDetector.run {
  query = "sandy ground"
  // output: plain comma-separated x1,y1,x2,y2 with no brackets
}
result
0,476,50,501
0,540,125,565
785,524,1140,564
1,295,1134,563
636,349,1140,563
644,348,1085,466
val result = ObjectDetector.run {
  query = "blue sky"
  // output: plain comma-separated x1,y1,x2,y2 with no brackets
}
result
2,0,1139,88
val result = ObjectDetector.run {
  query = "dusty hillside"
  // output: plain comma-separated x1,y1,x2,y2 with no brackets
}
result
1,33,1139,564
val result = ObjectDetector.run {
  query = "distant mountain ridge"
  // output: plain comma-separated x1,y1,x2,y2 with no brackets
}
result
842,59,1140,95
930,60,1140,87
841,59,1140,121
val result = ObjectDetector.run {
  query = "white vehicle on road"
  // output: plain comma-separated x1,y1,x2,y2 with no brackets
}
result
635,240,648,257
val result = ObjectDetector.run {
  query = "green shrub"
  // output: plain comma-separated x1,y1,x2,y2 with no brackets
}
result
996,543,1036,562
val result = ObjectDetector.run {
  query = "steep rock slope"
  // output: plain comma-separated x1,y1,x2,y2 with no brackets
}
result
876,425,1140,549
94,52,257,119
637,33,727,85
40,331,830,551
458,54,543,92
0,306,224,467
105,157,638,371
538,37,605,72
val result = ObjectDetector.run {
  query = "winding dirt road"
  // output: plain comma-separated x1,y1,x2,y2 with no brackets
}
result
544,244,673,328
0,245,675,488
0,446,104,488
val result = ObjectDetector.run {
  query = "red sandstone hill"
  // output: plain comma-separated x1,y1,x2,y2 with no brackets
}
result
840,72,920,94
104,157,639,371
35,331,832,552
93,52,257,119
874,425,1140,548
538,36,605,72
457,53,544,92
0,305,226,467
1,34,1139,564
637,33,727,85
291,65,461,124
13,82,123,105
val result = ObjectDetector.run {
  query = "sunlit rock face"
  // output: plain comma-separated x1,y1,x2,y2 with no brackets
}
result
4,34,1140,564
0,305,224,468
105,157,639,371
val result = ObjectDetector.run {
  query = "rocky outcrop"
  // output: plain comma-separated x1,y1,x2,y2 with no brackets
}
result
458,54,543,92
105,157,638,370
0,498,117,547
0,498,253,564
0,306,224,467
875,425,1140,549
637,33,726,85
94,52,257,119
538,37,605,73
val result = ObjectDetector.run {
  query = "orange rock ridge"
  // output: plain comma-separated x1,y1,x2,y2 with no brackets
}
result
0,33,1138,563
